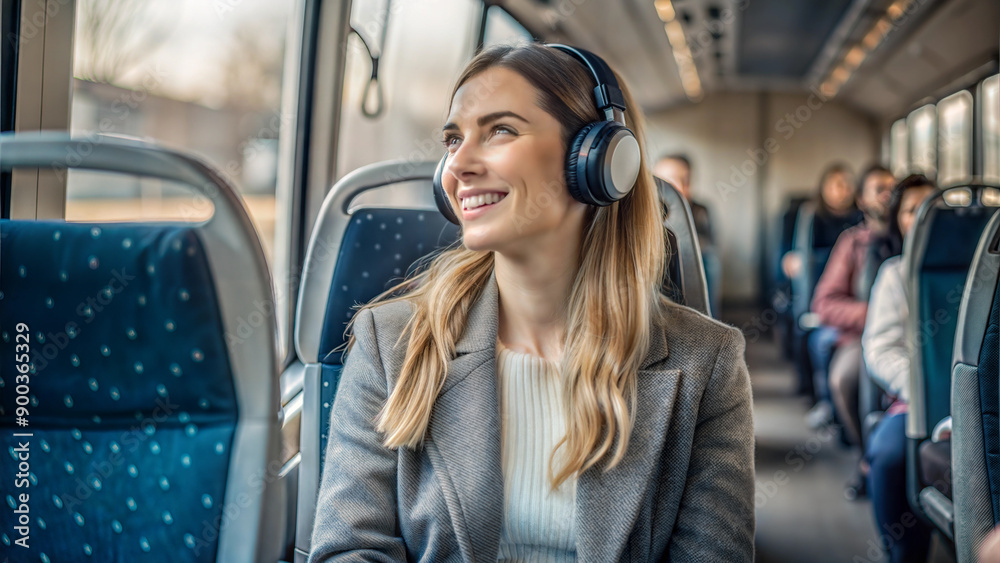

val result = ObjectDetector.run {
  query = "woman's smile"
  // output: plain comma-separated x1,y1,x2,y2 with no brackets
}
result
460,191,509,219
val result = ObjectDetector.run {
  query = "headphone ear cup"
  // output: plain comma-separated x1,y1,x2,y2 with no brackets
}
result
433,155,460,225
565,122,601,205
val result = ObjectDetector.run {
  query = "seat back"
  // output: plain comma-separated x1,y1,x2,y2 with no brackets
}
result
790,203,863,322
952,209,1000,562
905,185,997,532
656,177,710,316
906,186,997,440
292,160,460,561
0,134,282,562
790,203,820,321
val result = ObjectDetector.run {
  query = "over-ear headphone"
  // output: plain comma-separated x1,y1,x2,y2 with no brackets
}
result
432,44,642,225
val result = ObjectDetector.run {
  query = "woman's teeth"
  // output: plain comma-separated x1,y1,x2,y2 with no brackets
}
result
463,193,506,210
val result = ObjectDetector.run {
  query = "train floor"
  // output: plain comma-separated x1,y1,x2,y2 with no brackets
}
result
741,317,956,563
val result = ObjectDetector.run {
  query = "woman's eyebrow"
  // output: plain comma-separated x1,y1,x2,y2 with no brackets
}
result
442,110,529,132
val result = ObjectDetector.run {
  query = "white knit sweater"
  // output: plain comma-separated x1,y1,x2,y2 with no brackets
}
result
862,256,910,401
496,342,578,562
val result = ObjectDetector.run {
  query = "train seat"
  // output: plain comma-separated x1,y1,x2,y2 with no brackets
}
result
0,133,284,563
292,164,711,561
291,160,461,562
656,177,711,316
905,185,998,540
786,202,863,397
951,208,1000,563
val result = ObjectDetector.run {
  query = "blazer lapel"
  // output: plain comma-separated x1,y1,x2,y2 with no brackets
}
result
424,275,504,562
576,319,680,563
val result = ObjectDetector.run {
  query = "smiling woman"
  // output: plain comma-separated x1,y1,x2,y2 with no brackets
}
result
307,42,755,563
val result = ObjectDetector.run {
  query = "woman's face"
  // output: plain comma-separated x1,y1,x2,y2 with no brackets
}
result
860,171,895,221
898,185,935,237
441,67,587,256
822,172,854,213
822,171,854,213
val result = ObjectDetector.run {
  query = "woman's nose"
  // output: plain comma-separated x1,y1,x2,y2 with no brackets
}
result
447,140,486,183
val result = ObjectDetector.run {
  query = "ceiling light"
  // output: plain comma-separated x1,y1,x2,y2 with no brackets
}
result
662,17,702,101
664,20,687,49
831,65,849,84
844,46,866,70
654,0,676,22
887,0,913,21
862,16,891,49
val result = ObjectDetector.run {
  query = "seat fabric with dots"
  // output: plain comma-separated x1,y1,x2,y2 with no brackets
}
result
315,209,459,461
0,220,237,562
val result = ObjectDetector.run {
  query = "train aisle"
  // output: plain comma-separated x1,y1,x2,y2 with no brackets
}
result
746,328,878,562
742,319,957,563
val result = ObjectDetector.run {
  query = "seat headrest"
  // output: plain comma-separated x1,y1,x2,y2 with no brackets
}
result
317,209,460,364
0,220,237,421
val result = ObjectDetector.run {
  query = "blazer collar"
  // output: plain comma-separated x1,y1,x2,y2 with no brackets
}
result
452,272,671,368
427,271,678,562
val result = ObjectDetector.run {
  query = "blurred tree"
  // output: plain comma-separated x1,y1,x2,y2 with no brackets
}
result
74,0,174,84
220,20,286,110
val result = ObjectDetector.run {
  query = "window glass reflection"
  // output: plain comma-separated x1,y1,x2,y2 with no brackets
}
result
936,90,971,186
984,75,999,184
908,104,936,179
890,119,908,179
69,0,292,264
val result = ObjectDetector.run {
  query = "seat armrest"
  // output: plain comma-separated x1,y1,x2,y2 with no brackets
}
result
931,416,952,443
919,486,954,540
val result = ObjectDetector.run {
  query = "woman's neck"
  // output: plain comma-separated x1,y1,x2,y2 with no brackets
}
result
494,249,579,363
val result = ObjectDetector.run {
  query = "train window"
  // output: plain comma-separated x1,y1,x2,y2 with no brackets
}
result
890,118,908,178
984,74,1000,184
908,104,937,179
937,90,972,186
337,0,479,180
483,5,533,47
67,0,294,268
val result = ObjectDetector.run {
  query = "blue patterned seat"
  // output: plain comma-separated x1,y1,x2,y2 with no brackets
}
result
905,185,998,539
0,133,284,562
0,222,237,561
952,208,1000,562
291,161,460,562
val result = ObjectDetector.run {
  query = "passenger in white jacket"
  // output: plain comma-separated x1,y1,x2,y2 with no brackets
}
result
861,174,936,563
862,256,909,402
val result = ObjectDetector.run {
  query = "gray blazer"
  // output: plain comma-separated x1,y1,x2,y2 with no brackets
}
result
309,277,755,562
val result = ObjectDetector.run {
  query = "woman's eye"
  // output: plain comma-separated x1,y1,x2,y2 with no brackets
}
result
492,125,515,137
442,135,460,150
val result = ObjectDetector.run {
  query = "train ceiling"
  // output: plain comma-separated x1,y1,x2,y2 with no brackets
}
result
498,0,999,122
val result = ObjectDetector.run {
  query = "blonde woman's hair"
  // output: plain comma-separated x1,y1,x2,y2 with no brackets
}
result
344,43,668,488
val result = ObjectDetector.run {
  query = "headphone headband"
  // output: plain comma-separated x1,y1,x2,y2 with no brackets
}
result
546,43,627,126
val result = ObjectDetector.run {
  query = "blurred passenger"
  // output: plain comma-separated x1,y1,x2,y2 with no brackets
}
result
774,196,810,360
862,174,938,563
809,165,894,494
653,154,722,316
780,163,863,281
782,164,864,399
653,155,713,248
